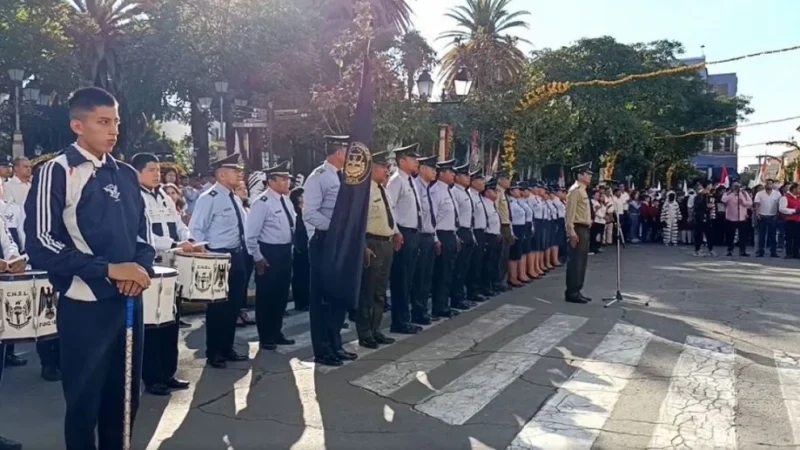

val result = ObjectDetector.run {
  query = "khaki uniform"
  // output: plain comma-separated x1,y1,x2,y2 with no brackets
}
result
565,182,592,298
358,180,396,340
496,186,513,286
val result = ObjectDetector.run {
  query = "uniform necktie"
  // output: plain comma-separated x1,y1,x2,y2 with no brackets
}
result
468,189,475,228
409,177,422,230
427,184,437,229
229,191,246,247
480,196,489,224
378,184,395,229
280,196,295,244
448,186,459,226
506,192,513,223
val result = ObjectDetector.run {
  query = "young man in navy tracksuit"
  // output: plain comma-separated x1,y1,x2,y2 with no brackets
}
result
24,87,155,450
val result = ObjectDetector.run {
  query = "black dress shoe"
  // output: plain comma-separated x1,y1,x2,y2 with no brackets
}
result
578,293,592,302
146,383,171,396
275,336,296,346
470,295,486,303
374,334,396,345
451,301,471,310
4,354,26,367
335,350,358,361
314,355,343,367
565,296,589,304
224,351,249,362
41,365,61,382
207,355,227,369
166,378,190,390
0,435,22,450
740,252,750,257
433,309,459,319
179,319,191,329
260,342,278,350
411,317,432,326
295,306,309,312
429,315,442,322
358,338,379,349
390,325,419,335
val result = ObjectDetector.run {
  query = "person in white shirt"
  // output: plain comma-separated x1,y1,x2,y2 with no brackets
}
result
385,144,423,334
591,189,607,254
3,156,32,249
132,153,194,397
753,178,782,257
779,183,800,258
480,178,502,295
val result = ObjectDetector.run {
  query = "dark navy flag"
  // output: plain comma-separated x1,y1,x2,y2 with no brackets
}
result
322,45,374,309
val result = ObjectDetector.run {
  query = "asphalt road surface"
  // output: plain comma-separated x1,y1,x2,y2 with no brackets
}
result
2,245,800,449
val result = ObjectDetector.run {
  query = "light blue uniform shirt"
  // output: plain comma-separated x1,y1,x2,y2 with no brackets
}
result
302,161,340,238
430,180,457,232
531,195,546,220
245,189,296,261
521,196,533,222
415,177,438,237
470,188,487,230
484,195,501,235
510,198,526,226
189,183,246,250
556,198,566,218
451,184,473,229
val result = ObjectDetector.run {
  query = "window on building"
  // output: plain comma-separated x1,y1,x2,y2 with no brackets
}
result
714,84,729,97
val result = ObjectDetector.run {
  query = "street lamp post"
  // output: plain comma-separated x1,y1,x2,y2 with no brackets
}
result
416,70,434,100
453,66,473,99
214,81,228,160
8,69,25,158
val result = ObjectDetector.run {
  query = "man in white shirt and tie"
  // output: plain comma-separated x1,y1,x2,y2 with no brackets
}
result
754,178,782,257
450,163,474,311
430,159,460,320
467,169,488,301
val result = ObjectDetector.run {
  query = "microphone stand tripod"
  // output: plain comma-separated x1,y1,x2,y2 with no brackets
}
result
603,205,649,308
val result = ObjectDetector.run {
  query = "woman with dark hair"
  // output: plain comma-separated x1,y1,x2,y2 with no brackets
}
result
290,187,310,311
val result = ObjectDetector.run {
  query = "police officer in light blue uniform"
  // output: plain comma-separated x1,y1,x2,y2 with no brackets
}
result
303,135,358,367
450,162,474,310
411,155,439,325
245,161,297,350
430,159,461,319
189,153,250,369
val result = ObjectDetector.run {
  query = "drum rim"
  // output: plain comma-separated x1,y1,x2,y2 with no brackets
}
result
0,273,37,280
153,266,179,277
175,251,231,259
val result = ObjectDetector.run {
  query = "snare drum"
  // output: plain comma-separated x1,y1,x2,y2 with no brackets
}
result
143,266,178,328
175,252,231,303
0,271,58,342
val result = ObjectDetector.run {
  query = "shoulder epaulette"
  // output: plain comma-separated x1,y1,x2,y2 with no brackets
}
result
314,167,326,175
208,190,218,197
259,194,268,202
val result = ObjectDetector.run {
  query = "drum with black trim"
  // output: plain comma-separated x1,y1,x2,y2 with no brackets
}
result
174,252,231,303
0,270,58,342
143,266,178,328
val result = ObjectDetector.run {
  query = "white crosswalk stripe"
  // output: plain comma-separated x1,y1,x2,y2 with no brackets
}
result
506,323,653,450
413,314,587,425
648,336,737,449
775,351,800,446
351,304,532,396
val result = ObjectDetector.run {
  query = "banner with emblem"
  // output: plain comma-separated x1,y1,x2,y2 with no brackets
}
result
321,44,374,309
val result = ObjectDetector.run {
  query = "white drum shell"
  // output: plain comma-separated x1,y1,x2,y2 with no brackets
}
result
175,252,231,303
0,271,58,342
144,266,178,327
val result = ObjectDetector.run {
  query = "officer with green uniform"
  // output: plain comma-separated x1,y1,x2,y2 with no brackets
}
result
565,162,593,304
356,151,399,349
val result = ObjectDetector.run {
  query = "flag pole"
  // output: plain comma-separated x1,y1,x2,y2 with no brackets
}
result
123,296,134,450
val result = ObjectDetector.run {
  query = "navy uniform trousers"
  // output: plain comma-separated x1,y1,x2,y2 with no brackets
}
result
410,233,436,321
452,227,474,304
142,305,179,388
389,226,418,329
60,295,144,450
254,242,293,344
308,232,346,357
205,247,247,359
468,228,486,299
432,230,458,316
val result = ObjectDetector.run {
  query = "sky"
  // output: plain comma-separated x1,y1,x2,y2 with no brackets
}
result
409,0,800,170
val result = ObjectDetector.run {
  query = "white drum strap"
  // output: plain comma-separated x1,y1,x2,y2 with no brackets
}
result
30,282,37,332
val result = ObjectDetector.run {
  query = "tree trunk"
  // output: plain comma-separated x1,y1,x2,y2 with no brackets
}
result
191,99,210,175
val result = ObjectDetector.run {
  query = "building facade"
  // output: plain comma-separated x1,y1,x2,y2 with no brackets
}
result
681,56,739,180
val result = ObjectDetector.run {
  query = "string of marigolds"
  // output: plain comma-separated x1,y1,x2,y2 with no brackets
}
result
517,43,800,112
503,129,517,176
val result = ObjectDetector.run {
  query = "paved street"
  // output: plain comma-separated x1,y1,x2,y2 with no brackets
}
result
2,245,800,449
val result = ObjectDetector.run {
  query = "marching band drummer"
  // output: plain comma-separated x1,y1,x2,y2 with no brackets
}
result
24,87,155,450
244,162,297,350
188,153,250,369
0,183,27,373
132,153,194,396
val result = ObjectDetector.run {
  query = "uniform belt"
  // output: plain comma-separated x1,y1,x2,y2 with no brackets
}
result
574,223,590,229
366,233,393,242
258,242,292,248
458,226,471,232
420,232,435,237
398,225,418,233
209,246,241,253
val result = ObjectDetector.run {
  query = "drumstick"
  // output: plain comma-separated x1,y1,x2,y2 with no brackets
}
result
164,242,209,253
123,296,134,450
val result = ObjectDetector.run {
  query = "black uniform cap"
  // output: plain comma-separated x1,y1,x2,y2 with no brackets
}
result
484,178,498,190
469,168,484,180
495,170,510,179
372,150,392,166
454,162,470,175
393,143,420,159
436,159,456,172
0,154,12,167
324,135,350,155
263,160,291,178
571,161,593,175
210,153,243,172
518,181,530,190
417,155,437,168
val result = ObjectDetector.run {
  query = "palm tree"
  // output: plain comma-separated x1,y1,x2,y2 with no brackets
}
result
68,0,147,93
396,30,437,99
438,0,530,92
324,0,412,34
